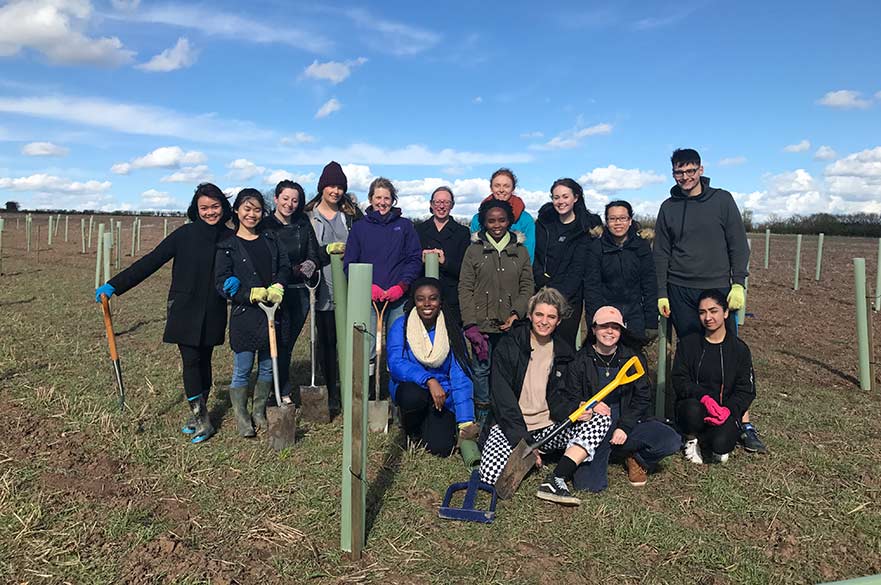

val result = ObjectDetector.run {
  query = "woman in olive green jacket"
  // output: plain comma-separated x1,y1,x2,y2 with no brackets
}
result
459,199,534,420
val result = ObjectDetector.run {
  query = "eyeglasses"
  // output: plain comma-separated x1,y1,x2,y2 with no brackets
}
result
607,216,630,223
672,167,700,178
431,200,453,207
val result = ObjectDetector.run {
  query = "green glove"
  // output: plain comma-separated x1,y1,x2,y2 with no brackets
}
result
658,298,671,318
249,287,268,303
266,283,284,304
727,284,745,310
326,242,346,255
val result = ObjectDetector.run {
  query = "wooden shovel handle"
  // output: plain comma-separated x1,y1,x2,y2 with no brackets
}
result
100,294,119,361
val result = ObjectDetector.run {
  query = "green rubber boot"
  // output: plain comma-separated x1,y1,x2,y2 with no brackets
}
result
252,380,272,431
229,386,256,438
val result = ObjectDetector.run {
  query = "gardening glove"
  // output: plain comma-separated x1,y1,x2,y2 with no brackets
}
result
727,284,745,310
644,328,658,341
384,284,405,303
371,284,384,302
658,298,671,318
700,395,731,426
298,260,316,280
95,283,115,303
266,283,284,304
249,287,268,303
222,276,240,298
326,242,345,255
464,325,489,361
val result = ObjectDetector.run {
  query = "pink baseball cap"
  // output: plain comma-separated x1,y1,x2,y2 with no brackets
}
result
592,306,625,328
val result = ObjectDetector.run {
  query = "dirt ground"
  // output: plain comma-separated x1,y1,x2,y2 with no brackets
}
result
1,213,880,584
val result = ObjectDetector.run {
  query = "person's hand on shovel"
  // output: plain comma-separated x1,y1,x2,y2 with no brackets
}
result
266,283,284,304
576,400,611,421
427,378,446,411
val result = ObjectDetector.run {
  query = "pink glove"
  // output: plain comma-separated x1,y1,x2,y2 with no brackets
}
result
384,285,405,303
371,284,384,302
701,395,731,426
464,325,489,361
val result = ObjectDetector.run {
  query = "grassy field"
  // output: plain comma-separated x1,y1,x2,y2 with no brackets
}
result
1,215,880,584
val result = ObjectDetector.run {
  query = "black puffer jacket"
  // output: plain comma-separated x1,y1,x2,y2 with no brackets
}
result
488,323,576,447
533,201,602,302
109,220,232,347
584,226,657,334
214,231,291,353
264,211,320,287
671,333,756,420
563,343,651,434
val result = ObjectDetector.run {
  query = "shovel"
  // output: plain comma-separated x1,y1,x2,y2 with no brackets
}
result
260,301,297,451
99,294,126,413
495,355,645,499
368,300,390,433
299,274,330,423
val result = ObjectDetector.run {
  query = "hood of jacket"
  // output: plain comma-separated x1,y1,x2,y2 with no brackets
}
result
670,175,720,202
364,206,403,225
471,229,526,248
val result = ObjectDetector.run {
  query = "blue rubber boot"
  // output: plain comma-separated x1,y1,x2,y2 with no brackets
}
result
189,396,214,444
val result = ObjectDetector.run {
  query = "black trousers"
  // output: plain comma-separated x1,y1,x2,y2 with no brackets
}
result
396,382,457,457
676,398,739,454
668,283,737,339
177,344,214,401
557,299,584,349
315,309,341,410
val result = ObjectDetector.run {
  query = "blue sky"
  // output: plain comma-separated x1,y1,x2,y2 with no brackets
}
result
1,0,880,220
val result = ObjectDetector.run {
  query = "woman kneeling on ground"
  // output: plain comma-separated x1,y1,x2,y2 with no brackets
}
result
95,183,232,444
215,189,291,438
478,287,611,506
562,306,681,493
387,277,479,456
672,289,756,464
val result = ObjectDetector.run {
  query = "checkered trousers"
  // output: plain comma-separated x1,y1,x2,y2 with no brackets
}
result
478,414,612,485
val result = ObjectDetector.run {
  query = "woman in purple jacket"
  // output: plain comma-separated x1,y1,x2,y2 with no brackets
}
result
343,177,422,398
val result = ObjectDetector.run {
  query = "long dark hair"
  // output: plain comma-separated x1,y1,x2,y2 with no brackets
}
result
402,277,472,376
187,182,232,224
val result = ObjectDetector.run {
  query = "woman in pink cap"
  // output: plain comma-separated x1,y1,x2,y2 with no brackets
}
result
559,305,681,493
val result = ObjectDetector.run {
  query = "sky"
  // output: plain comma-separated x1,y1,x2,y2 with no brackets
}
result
0,0,880,221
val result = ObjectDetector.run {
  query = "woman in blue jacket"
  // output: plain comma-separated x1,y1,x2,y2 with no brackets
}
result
387,278,479,455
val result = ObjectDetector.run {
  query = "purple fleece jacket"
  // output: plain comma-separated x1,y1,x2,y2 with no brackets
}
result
343,207,422,290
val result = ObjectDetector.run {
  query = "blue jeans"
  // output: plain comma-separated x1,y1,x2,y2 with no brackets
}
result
471,332,503,405
231,349,273,388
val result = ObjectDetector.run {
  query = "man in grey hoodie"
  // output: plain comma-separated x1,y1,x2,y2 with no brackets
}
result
654,148,766,454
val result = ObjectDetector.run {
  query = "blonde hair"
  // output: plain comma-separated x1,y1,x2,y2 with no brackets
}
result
527,287,572,320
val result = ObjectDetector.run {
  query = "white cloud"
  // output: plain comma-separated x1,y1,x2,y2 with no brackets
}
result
531,122,613,150
136,37,198,72
280,132,316,145
224,186,244,198
303,57,367,84
342,7,440,55
0,94,273,143
0,0,134,67
341,164,374,192
817,90,872,110
160,165,211,183
814,145,837,161
277,143,533,166
0,172,111,194
263,169,315,186
21,141,68,156
472,96,483,104
227,158,265,181
141,188,175,208
718,156,746,167
824,146,881,201
578,165,665,192
315,98,342,119
117,4,332,53
112,146,206,174
520,131,544,139
783,139,811,153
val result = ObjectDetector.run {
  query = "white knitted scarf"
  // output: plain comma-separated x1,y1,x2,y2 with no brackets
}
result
406,310,450,369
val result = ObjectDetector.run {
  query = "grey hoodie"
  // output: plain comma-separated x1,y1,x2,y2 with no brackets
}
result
653,176,750,297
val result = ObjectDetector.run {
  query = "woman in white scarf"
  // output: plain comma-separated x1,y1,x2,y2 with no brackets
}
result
387,277,479,456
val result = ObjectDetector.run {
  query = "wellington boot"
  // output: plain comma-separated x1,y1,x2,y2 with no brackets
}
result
189,396,215,444
253,380,272,431
229,386,256,438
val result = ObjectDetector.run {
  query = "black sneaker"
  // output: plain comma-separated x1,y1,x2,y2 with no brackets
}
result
740,425,768,453
536,474,581,506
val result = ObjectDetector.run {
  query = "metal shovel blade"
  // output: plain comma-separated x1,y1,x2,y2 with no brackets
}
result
299,384,329,423
494,439,535,500
367,399,390,433
266,404,297,451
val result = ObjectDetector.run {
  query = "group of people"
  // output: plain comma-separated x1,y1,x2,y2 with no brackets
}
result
93,148,767,505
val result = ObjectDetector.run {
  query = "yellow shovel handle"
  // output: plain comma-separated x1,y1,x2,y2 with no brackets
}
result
567,355,645,423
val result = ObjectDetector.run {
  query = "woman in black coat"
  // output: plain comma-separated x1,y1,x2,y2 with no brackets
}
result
94,183,233,444
584,200,657,338
264,180,320,404
215,189,291,438
533,178,602,347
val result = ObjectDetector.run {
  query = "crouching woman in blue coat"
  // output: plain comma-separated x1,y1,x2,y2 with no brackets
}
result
387,277,479,456
215,189,291,438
